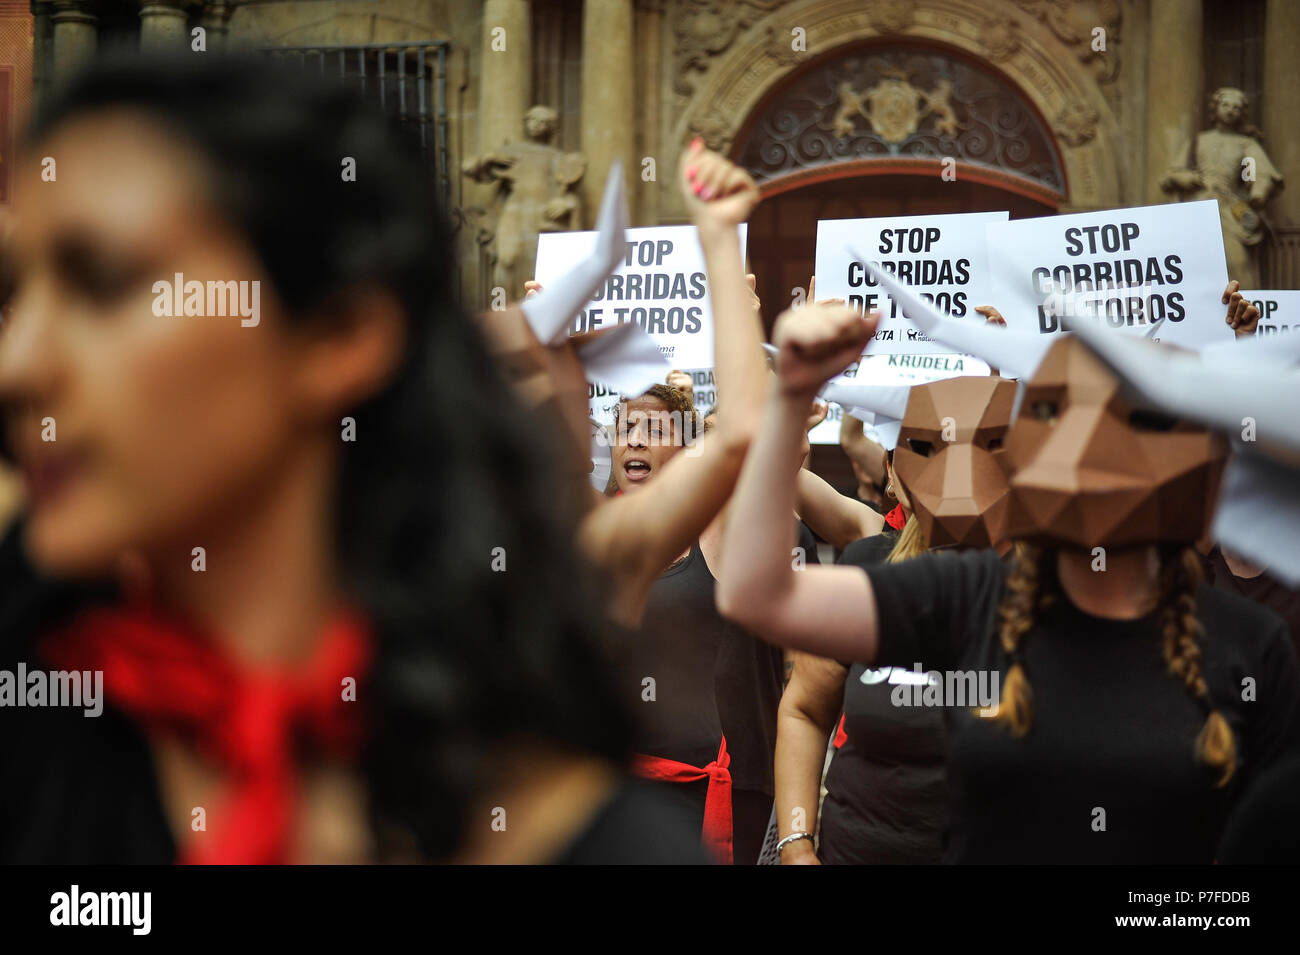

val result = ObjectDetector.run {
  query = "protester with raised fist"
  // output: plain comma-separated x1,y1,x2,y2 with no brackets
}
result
592,144,815,864
717,300,1300,863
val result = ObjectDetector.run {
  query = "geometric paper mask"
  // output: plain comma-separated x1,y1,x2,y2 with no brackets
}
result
1001,336,1228,548
892,375,1017,550
1063,316,1300,580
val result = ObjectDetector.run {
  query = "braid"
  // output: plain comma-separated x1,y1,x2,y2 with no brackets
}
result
984,542,1051,735
1158,546,1237,786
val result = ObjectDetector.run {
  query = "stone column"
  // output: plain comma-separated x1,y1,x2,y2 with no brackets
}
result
1263,0,1300,225
139,1,191,53
471,0,532,306
200,1,233,50
49,1,97,86
479,0,532,153
581,0,636,223
31,3,53,115
1144,0,1202,203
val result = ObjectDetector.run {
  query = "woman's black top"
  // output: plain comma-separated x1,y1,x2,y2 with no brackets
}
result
818,532,945,864
863,549,1300,863
621,523,819,864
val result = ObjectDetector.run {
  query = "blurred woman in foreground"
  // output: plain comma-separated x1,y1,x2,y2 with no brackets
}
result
0,54,706,864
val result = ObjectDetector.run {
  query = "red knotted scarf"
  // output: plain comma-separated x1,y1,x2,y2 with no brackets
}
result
632,736,733,864
40,606,370,865
884,504,906,531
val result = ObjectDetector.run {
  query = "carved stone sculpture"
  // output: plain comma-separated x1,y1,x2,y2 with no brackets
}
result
1161,88,1284,289
463,106,585,299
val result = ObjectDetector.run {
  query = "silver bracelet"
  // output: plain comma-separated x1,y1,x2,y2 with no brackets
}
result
776,831,814,854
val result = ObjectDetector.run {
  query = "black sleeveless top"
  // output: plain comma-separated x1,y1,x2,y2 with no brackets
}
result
619,523,818,862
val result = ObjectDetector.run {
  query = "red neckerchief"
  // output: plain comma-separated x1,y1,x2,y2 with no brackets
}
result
884,504,906,531
632,736,733,864
40,605,370,865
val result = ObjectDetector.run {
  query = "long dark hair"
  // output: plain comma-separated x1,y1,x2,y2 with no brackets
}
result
25,53,632,860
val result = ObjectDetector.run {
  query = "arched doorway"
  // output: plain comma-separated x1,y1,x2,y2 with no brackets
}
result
728,40,1068,495
732,40,1068,331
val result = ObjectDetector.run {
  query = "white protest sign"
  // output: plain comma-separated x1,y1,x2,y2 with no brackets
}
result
987,199,1232,348
535,224,746,371
808,352,990,446
814,211,1009,357
588,381,625,433
1242,290,1300,337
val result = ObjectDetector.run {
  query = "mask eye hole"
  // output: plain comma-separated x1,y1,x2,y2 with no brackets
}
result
907,438,934,457
986,437,1004,451
1128,409,1178,432
1031,401,1058,422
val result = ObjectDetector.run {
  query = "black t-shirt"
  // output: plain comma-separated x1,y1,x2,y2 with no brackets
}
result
1204,547,1300,659
863,549,1300,864
620,523,818,863
838,532,896,569
820,532,945,865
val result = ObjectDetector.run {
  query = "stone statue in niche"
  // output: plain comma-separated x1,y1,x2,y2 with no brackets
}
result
463,106,585,299
1161,87,1283,289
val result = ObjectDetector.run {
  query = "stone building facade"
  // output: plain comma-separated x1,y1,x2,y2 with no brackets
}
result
13,0,1300,315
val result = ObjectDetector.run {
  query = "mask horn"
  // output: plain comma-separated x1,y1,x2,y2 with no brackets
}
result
574,321,670,398
850,248,1053,380
522,161,628,345
1211,455,1300,586
821,380,913,421
1199,327,1300,370
1065,313,1300,462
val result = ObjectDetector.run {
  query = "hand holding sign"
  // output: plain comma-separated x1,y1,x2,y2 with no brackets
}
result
772,301,877,400
1222,280,1260,337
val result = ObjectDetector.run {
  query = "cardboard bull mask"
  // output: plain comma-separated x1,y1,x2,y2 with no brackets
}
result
1001,336,1228,548
892,376,1017,550
477,164,668,490
855,253,1228,549
1066,316,1300,581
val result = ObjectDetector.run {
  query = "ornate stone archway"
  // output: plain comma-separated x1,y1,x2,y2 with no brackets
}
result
666,0,1124,214
731,41,1069,207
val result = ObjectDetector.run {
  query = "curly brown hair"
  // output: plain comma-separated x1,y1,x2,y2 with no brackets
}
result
983,543,1236,786
611,384,702,442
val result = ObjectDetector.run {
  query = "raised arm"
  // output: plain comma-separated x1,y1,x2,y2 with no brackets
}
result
716,302,883,660
838,412,888,489
579,143,769,624
794,468,884,550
